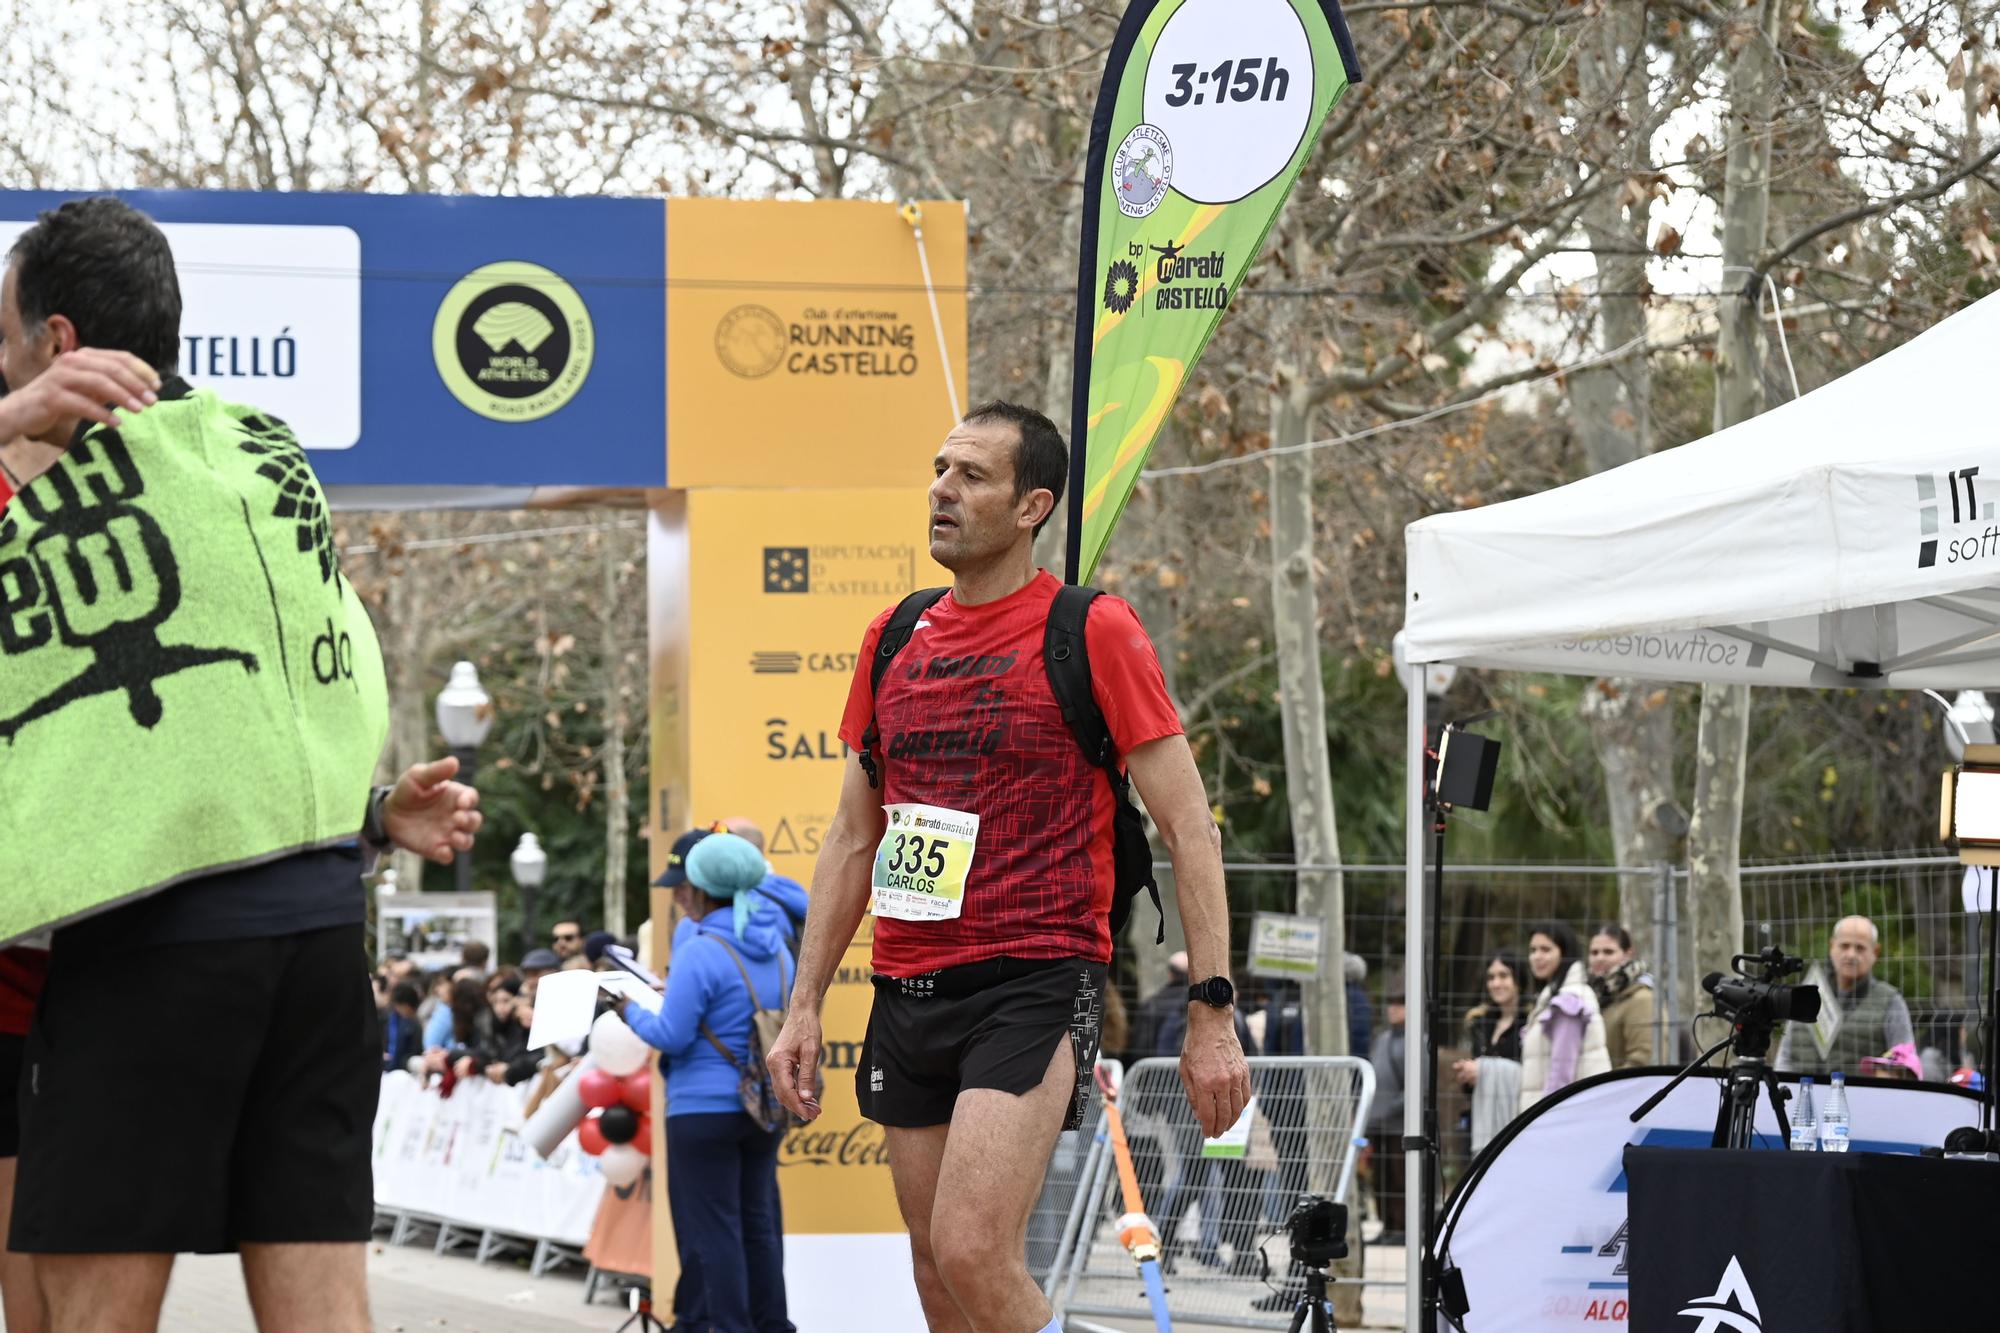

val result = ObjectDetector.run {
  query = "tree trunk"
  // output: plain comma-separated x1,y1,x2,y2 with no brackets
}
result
1042,326,1073,573
385,562,433,893
601,538,630,934
1962,1,1986,169
1268,385,1347,1059
1689,0,1783,1006
1580,680,1682,957
1269,384,1363,1323
1568,0,1682,979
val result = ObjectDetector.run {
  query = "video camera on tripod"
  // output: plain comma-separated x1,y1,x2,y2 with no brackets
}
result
1632,944,1823,1149
1272,1195,1348,1332
1704,946,1822,1059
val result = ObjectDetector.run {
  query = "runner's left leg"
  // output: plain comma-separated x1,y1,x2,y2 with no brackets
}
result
926,1039,1073,1333
240,1241,369,1333
887,1123,972,1332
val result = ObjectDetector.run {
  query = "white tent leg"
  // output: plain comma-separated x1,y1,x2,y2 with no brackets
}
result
1404,667,1427,1329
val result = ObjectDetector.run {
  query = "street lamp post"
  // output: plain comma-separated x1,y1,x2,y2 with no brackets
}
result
510,833,548,961
434,660,495,896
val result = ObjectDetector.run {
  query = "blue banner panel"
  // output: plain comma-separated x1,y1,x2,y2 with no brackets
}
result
0,189,665,487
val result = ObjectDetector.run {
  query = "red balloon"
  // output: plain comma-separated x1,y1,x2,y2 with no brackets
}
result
619,1070,651,1113
629,1113,654,1156
578,1112,609,1156
578,1068,622,1110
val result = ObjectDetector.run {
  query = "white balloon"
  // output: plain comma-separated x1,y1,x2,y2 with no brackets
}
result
590,1010,652,1078
599,1142,647,1188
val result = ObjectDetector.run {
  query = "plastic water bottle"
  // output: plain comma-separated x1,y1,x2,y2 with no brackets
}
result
1789,1077,1817,1151
1820,1071,1851,1152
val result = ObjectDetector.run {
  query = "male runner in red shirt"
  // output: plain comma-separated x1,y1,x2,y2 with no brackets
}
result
767,401,1250,1333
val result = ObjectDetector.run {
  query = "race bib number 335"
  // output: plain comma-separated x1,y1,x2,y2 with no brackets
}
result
870,803,980,922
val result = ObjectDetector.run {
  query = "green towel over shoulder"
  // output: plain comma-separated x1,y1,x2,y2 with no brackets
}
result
0,386,388,942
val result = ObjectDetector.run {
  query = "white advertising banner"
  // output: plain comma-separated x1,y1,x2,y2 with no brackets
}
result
1436,1069,1980,1332
0,218,361,450
372,1071,606,1246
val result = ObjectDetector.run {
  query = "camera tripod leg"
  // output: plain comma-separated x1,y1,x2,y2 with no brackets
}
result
1287,1268,1337,1333
1762,1067,1793,1143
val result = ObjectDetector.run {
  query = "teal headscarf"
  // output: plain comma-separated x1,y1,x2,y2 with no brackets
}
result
685,832,769,940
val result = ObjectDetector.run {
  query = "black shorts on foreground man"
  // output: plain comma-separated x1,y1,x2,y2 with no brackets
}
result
858,956,1106,1133
12,919,379,1254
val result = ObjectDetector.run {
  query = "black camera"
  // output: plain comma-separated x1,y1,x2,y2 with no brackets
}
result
1704,947,1821,1058
1286,1193,1348,1268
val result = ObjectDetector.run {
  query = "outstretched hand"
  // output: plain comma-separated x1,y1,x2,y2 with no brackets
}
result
383,756,484,865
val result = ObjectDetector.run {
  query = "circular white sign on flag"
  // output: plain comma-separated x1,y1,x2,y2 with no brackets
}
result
1141,0,1316,205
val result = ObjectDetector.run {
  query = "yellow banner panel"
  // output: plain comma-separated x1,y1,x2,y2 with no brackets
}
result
666,199,968,491
649,485,947,1234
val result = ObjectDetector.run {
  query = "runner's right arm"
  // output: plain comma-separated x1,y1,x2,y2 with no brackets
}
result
768,754,886,1121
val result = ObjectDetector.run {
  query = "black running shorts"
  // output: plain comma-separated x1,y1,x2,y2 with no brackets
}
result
10,923,380,1254
857,955,1106,1132
0,1034,22,1159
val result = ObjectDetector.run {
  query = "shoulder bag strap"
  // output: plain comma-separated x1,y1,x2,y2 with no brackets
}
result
703,929,765,1011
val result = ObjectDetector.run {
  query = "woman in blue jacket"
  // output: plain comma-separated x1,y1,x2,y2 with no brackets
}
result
621,832,796,1333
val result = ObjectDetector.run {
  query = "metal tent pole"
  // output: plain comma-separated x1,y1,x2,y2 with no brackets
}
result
1404,666,1427,1327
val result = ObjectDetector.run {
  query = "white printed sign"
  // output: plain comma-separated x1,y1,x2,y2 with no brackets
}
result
1247,910,1322,978
0,219,361,449
372,1071,606,1246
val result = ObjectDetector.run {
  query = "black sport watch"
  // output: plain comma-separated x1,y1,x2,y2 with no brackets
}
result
1187,976,1236,1010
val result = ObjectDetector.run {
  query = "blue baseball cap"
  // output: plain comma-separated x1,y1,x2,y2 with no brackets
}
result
654,827,711,888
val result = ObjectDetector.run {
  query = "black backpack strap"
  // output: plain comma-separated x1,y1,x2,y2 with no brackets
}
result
1045,585,1113,770
1045,586,1166,945
859,587,950,788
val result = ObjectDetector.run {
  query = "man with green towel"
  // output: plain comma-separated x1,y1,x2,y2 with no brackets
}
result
0,196,479,1333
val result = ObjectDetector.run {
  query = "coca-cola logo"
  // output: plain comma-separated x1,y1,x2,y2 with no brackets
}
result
780,1119,889,1170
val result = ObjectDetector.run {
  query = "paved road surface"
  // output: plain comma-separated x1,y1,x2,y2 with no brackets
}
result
153,1244,634,1332
137,1233,1408,1331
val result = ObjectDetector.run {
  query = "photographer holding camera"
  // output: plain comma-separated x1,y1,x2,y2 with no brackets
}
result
1775,916,1913,1080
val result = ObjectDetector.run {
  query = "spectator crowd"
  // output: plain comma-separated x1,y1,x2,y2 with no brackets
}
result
374,874,1987,1308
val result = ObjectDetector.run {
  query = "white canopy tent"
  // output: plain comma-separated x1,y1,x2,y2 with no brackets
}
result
1393,289,2000,1321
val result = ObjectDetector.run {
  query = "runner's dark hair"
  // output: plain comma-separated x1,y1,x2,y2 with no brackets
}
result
964,399,1067,538
8,196,182,374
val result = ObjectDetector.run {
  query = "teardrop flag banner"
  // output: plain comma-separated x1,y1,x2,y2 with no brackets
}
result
1065,0,1361,582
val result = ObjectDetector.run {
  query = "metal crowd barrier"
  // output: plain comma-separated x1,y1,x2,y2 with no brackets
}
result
1054,1056,1374,1330
1028,1058,1123,1299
